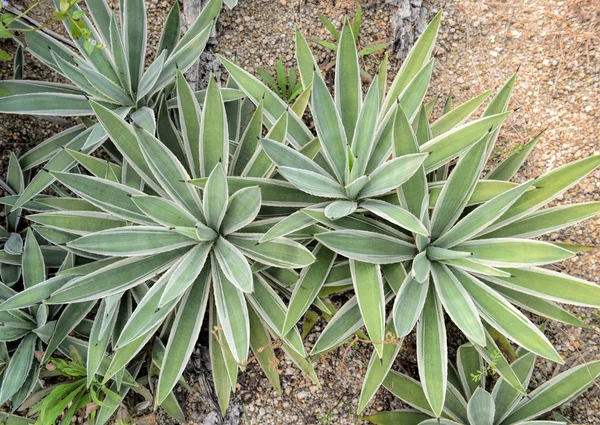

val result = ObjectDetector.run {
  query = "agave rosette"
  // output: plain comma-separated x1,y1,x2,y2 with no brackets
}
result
363,341,600,425
219,10,600,418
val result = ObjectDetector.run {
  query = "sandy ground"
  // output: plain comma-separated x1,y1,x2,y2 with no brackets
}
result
1,0,599,424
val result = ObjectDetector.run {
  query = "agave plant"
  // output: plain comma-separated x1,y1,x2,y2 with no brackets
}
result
220,10,600,418
363,342,600,425
0,0,223,216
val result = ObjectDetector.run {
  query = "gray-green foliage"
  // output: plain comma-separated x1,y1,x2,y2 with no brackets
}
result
363,342,600,425
1,4,600,424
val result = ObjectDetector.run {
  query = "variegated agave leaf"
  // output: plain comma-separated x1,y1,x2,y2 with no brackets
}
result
363,342,600,425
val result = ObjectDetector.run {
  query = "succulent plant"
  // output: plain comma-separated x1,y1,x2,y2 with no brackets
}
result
363,342,600,425
222,10,600,418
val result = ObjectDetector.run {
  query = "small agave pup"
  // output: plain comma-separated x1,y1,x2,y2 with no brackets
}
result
363,342,600,425
220,9,600,419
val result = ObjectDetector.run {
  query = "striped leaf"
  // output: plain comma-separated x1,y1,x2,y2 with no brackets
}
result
315,230,417,264
68,227,195,256
157,269,210,404
212,260,250,364
455,271,562,363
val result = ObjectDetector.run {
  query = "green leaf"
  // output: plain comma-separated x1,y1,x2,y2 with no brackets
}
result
230,234,315,268
157,269,210,404
310,296,362,356
358,154,428,198
350,76,380,180
335,19,361,143
215,237,253,293
440,258,511,278
435,180,534,248
431,90,492,137
315,230,417,264
350,260,386,357
201,76,229,177
259,211,317,243
324,200,357,220
278,166,346,198
455,271,562,364
219,55,313,149
393,275,429,336
4,232,23,255
381,370,436,417
246,275,305,357
422,113,511,172
50,172,152,224
0,93,94,116
160,243,211,307
478,202,600,240
454,239,573,267
362,411,432,425
491,352,536,424
486,282,589,328
90,101,161,193
431,263,485,346
486,130,543,181
115,271,178,348
430,138,488,239
131,195,198,228
212,260,250,364
484,155,600,233
137,51,166,101
0,333,36,404
122,0,147,90
357,322,403,414
220,187,261,235
382,10,441,115
87,296,120,385
42,300,95,363
231,101,264,175
68,226,195,256
467,388,494,425
500,361,600,425
209,300,232,416
417,289,447,417
108,12,132,96
22,229,45,288
156,1,181,57
261,137,331,177
27,211,126,235
46,249,186,304
282,245,336,335
248,305,281,394
483,267,600,308
311,71,350,180
134,125,205,219
204,163,228,229
393,105,427,217
295,28,319,89
361,199,428,236
457,343,484,398
0,276,70,311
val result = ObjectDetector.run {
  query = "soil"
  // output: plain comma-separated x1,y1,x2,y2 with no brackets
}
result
1,0,599,424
